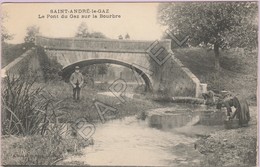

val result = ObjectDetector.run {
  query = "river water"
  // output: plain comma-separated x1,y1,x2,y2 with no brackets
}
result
63,116,199,166
98,91,135,99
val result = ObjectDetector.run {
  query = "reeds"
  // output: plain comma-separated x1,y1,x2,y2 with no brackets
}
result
1,74,85,165
1,73,68,136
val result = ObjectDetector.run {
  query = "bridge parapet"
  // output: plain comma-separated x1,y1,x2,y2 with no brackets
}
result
35,36,171,53
34,36,204,97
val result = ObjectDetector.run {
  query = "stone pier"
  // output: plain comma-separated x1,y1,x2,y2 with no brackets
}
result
146,107,227,129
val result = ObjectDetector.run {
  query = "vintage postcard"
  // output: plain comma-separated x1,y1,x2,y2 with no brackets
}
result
1,2,258,166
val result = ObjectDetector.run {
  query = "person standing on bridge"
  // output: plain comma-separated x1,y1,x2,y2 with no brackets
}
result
70,66,84,101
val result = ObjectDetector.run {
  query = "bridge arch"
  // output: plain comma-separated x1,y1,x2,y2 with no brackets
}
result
61,59,153,92
34,36,202,97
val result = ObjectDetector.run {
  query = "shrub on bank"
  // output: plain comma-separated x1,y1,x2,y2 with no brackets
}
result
1,42,34,67
2,75,45,135
1,74,91,165
2,134,92,165
36,47,63,82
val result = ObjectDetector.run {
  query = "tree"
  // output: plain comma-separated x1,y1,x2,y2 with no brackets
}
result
118,35,123,40
88,32,107,39
75,22,107,39
1,26,13,43
75,22,109,83
98,64,109,80
161,32,189,49
1,12,13,43
75,22,89,38
125,33,130,39
158,2,258,71
24,25,40,44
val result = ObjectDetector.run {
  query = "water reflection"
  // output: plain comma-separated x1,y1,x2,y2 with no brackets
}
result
97,91,135,99
64,116,196,166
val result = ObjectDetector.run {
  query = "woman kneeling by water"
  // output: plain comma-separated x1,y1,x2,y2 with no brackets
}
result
217,92,250,127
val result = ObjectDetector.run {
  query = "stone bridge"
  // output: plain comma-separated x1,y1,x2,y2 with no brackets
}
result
35,36,164,91
3,36,204,97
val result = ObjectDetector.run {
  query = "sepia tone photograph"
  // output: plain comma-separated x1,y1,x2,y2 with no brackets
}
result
1,2,258,166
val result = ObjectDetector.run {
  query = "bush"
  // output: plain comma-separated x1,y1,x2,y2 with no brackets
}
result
1,74,65,136
2,134,92,165
1,74,91,165
1,42,34,67
37,47,62,82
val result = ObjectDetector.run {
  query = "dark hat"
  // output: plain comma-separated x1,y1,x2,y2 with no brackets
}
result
75,66,80,69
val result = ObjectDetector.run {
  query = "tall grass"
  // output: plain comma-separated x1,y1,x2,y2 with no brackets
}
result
1,74,89,165
36,47,63,82
1,73,76,135
2,74,43,135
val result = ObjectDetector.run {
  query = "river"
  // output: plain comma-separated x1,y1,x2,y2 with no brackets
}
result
63,116,200,166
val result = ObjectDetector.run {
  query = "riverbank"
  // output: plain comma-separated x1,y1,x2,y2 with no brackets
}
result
170,106,257,167
196,106,257,167
2,81,257,166
58,103,257,166
174,48,257,105
1,81,186,165
36,81,201,123
2,134,94,165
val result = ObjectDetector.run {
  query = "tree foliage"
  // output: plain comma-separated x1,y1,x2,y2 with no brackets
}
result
125,33,130,39
75,22,89,38
1,43,34,67
75,22,108,82
1,26,13,42
158,2,258,70
98,64,109,77
24,25,40,44
1,12,13,43
37,47,62,82
75,22,107,38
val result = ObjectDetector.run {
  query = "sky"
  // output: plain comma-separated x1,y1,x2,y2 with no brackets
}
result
2,3,167,44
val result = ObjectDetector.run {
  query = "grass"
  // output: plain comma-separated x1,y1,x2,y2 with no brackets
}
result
2,44,257,165
2,134,92,165
1,75,92,165
35,81,169,123
1,42,34,67
2,75,45,136
196,106,258,167
174,47,257,103
1,79,172,165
